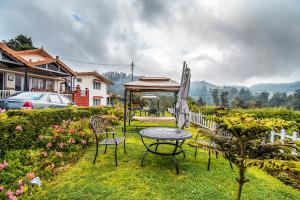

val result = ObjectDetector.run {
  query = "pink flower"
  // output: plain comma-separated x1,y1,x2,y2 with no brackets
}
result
26,172,35,180
15,187,24,196
0,108,6,113
6,191,17,200
68,128,76,135
59,142,65,149
41,151,48,157
81,140,87,145
53,125,60,129
15,125,23,132
68,138,76,144
0,160,8,170
46,142,53,148
58,128,65,134
18,180,24,187
0,185,4,191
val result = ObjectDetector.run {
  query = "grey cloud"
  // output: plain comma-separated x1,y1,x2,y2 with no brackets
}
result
0,0,299,85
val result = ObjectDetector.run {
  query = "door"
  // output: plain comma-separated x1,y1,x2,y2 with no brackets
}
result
0,73,3,90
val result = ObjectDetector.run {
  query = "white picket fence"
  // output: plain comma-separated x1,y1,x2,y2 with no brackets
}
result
168,108,300,144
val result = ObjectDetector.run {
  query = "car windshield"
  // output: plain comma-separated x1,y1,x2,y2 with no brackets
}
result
9,92,44,100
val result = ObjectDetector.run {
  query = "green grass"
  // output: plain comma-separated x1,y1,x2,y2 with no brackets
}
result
31,121,300,200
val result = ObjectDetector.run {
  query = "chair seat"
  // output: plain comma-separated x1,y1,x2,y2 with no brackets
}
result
99,137,125,145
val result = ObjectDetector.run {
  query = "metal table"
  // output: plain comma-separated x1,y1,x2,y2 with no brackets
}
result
139,127,192,174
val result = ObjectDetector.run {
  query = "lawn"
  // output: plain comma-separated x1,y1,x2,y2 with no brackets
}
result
30,121,300,200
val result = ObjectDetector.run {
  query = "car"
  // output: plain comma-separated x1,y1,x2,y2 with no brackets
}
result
0,92,74,110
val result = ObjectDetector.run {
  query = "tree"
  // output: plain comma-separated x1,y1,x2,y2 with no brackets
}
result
237,88,252,108
220,91,229,108
287,90,300,110
198,113,299,200
210,89,220,106
197,96,206,106
268,92,287,107
3,35,35,51
254,92,269,108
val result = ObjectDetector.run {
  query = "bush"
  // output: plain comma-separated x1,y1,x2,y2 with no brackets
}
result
1,106,119,158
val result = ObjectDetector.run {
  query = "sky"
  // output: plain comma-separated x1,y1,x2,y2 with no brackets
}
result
0,0,299,86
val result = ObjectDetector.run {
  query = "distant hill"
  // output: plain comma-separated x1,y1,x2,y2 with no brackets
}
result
249,81,300,94
103,72,139,95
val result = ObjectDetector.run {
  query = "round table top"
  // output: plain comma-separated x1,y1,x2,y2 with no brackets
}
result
139,127,192,140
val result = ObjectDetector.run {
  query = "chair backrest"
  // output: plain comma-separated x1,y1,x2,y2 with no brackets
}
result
90,115,108,134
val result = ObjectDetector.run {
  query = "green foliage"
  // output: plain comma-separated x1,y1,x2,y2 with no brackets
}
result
210,88,220,106
3,34,35,51
1,107,119,158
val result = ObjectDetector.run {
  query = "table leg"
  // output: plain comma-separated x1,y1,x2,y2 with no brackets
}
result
141,150,148,166
155,140,159,152
172,156,179,174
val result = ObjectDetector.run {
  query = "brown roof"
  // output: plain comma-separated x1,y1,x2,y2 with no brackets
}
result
124,76,180,92
0,42,76,76
76,71,113,85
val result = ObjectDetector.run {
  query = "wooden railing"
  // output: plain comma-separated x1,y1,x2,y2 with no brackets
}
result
0,90,15,99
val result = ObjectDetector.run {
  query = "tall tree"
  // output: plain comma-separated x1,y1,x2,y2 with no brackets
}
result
3,35,35,51
287,89,300,110
197,96,206,106
268,92,287,107
254,92,269,108
238,88,252,108
210,88,220,106
220,91,229,108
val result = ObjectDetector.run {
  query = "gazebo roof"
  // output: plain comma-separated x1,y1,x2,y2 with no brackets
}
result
124,76,180,92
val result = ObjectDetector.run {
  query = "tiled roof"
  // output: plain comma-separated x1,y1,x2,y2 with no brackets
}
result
0,42,76,76
76,71,113,85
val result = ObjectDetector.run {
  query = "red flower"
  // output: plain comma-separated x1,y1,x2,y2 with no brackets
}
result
68,128,76,135
26,172,35,180
81,140,87,145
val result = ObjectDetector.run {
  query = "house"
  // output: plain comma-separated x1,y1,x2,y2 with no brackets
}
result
0,42,76,98
74,71,113,106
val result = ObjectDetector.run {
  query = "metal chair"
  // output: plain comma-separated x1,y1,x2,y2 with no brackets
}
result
90,115,126,166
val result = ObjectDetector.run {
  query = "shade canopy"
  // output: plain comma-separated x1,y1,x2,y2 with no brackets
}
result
124,76,180,92
140,95,159,100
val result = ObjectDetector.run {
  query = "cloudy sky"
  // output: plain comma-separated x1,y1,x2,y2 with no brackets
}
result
0,0,299,86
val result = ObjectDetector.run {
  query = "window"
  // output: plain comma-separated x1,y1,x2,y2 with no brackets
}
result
15,75,22,91
93,98,101,106
46,80,54,91
60,95,72,105
48,63,59,71
93,82,101,90
77,78,82,83
39,79,46,90
49,95,61,104
32,78,39,89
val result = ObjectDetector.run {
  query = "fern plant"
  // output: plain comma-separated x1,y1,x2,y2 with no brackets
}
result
197,113,299,200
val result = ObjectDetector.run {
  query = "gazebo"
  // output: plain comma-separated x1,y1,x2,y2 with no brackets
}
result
123,76,180,132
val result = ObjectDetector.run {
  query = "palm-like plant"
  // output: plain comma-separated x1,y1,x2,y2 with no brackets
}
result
196,113,299,200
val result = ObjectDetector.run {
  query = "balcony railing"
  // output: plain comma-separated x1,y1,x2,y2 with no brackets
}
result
0,90,15,99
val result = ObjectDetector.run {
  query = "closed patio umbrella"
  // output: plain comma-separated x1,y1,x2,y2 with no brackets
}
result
176,63,191,129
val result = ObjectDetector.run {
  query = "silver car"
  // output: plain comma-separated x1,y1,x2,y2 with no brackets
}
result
0,92,74,110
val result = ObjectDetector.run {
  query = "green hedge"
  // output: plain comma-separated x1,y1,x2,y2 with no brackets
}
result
190,105,300,123
0,106,116,158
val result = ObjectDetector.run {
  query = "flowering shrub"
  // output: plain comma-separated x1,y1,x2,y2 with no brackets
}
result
0,119,95,199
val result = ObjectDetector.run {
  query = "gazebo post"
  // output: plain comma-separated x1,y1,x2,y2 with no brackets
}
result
128,91,132,126
123,89,127,133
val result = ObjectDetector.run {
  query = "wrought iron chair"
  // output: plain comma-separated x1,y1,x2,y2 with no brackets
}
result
90,115,126,166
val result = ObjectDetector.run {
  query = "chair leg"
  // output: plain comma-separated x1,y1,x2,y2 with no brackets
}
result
123,140,127,154
93,143,99,164
104,145,108,154
115,144,118,166
207,150,211,170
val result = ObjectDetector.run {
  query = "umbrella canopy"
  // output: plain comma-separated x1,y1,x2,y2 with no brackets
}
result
176,64,191,129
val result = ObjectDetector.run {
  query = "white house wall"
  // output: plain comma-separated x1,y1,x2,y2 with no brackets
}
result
74,75,108,106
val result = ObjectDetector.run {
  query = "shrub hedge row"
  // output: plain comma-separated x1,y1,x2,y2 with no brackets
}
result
0,106,117,158
190,105,300,123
